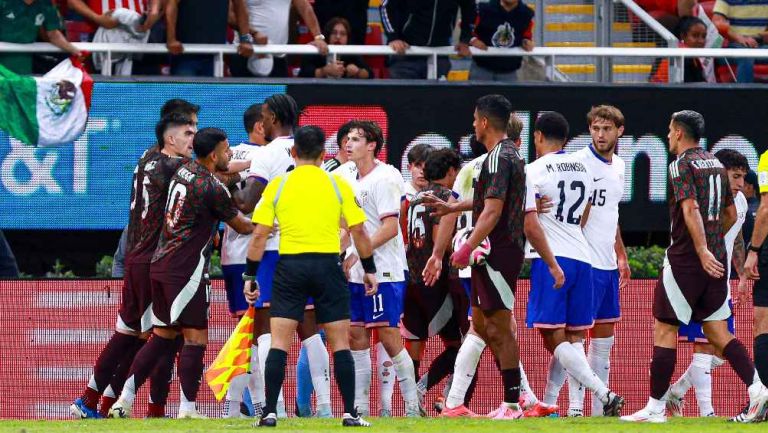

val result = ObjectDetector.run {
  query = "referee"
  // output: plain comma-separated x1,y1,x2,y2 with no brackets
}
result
243,125,378,428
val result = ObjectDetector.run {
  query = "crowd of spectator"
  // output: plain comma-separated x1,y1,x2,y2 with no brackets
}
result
0,0,767,83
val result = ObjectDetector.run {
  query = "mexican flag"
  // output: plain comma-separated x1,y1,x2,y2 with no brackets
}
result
0,58,93,147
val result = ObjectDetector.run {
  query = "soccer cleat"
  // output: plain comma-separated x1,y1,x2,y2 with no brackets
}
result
177,408,208,419
379,409,392,417
519,392,536,410
486,404,503,418
602,392,625,417
342,413,371,427
433,397,445,414
567,408,584,417
107,399,132,419
316,403,333,418
523,402,558,418
620,407,667,423
252,402,264,418
70,398,102,419
489,403,523,420
440,404,477,417
256,413,277,427
665,393,684,417
405,401,423,417
731,382,768,423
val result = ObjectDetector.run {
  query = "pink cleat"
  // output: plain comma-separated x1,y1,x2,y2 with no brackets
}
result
489,403,523,420
523,402,558,418
440,405,477,418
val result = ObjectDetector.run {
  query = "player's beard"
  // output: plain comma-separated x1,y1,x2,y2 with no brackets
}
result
593,140,616,156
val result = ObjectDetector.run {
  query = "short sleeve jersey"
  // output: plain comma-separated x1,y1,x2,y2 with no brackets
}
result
725,191,748,279
125,147,187,265
0,0,63,74
406,183,454,285
574,146,626,270
757,150,768,194
152,160,239,276
524,151,594,263
452,154,487,278
473,139,527,252
666,147,733,270
221,142,263,266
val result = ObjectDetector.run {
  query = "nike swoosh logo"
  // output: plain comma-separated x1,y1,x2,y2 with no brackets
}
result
372,313,384,320
593,177,604,182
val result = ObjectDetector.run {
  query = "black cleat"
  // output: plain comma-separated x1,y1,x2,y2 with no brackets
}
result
603,392,625,417
256,413,277,427
342,413,371,427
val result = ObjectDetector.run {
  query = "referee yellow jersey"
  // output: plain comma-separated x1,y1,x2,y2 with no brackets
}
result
251,165,366,255
759,151,768,194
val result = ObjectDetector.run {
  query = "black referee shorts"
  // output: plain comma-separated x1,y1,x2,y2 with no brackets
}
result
270,253,350,324
755,257,768,307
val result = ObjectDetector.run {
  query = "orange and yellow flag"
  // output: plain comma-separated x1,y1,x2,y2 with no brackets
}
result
205,306,255,401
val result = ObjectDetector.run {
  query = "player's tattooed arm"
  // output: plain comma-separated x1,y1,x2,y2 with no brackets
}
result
234,178,267,214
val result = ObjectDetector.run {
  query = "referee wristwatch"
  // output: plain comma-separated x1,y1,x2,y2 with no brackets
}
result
748,243,762,253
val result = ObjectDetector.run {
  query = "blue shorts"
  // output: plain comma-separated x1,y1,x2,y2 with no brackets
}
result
526,257,594,330
349,281,406,328
461,278,472,318
593,268,621,323
678,300,735,343
254,250,280,308
222,264,249,316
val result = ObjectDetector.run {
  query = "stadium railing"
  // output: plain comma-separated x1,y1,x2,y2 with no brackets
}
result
3,41,768,83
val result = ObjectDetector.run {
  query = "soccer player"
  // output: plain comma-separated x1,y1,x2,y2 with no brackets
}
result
243,125,376,428
220,103,268,418
338,120,421,417
621,110,768,423
403,148,465,412
547,105,631,417
526,111,625,417
70,104,199,419
666,149,751,417
322,121,353,172
237,94,333,418
109,128,254,419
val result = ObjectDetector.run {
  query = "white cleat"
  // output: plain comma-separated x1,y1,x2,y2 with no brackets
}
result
731,382,768,423
107,399,132,419
178,408,208,419
620,407,667,423
665,393,684,417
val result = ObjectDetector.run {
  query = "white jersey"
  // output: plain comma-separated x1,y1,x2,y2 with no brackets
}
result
343,162,406,284
726,191,748,279
246,0,290,45
524,151,594,263
221,142,263,265
574,146,625,270
404,181,418,203
248,136,295,251
452,154,487,278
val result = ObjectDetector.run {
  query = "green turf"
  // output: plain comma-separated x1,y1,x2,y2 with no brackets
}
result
0,417,764,433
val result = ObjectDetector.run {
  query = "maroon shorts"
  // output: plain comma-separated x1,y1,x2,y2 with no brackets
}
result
401,276,462,341
653,259,730,325
118,262,153,333
150,270,211,329
470,247,522,312
448,278,471,335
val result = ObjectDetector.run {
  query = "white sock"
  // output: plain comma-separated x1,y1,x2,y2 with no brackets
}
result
391,348,419,405
688,353,714,416
544,356,566,406
711,356,725,369
669,363,693,398
257,334,284,412
553,342,609,404
302,333,332,407
376,342,395,412
647,397,665,413
520,362,539,404
120,376,137,405
247,344,265,406
567,341,586,413
103,385,116,399
446,333,486,409
225,373,248,403
351,349,372,415
179,400,196,413
587,336,614,416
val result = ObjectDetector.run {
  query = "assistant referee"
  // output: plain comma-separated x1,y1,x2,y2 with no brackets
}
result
243,125,378,428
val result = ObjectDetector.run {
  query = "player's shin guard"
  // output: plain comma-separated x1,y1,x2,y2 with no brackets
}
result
376,342,395,413
446,333,485,409
567,341,586,414
178,344,206,411
391,349,419,406
723,338,758,386
120,334,176,405
755,334,768,385
650,346,677,400
334,350,358,416
553,342,609,403
302,333,331,411
544,356,567,406
588,336,614,416
351,349,372,415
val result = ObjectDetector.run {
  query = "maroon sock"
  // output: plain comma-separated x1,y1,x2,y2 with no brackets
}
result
146,402,166,418
426,347,459,390
501,368,521,404
149,336,183,406
80,332,140,409
464,372,479,408
723,338,757,386
650,346,676,399
178,345,206,403
106,338,146,398
98,396,117,418
123,334,177,397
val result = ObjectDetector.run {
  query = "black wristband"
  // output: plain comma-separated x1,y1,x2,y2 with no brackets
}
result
749,243,762,253
360,256,376,274
246,258,260,276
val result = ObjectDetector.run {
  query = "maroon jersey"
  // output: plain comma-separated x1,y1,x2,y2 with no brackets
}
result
151,160,239,276
125,147,187,265
406,184,455,285
667,147,733,269
473,139,527,251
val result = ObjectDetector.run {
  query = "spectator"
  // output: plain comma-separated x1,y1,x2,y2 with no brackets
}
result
66,0,161,36
234,0,328,78
165,0,254,77
299,17,371,79
0,0,82,75
380,0,476,79
650,16,712,82
635,0,697,33
712,0,768,83
312,0,368,45
743,170,760,243
469,0,534,82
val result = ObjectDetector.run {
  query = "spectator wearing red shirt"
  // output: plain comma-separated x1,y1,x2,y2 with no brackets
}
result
67,0,161,34
469,0,534,82
635,0,696,32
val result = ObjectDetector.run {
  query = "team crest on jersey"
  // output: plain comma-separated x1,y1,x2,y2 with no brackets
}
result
357,190,370,206
492,22,515,48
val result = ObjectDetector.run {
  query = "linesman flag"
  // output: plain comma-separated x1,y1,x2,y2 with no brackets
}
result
205,306,255,401
0,57,93,147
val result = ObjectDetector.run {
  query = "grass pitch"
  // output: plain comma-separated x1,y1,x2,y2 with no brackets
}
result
0,417,765,433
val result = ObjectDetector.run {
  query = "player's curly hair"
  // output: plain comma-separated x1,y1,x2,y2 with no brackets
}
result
265,94,299,129
347,120,385,156
714,149,750,173
587,105,625,128
424,148,461,182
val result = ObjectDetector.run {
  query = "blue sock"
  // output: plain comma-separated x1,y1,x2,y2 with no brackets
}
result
296,345,314,416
